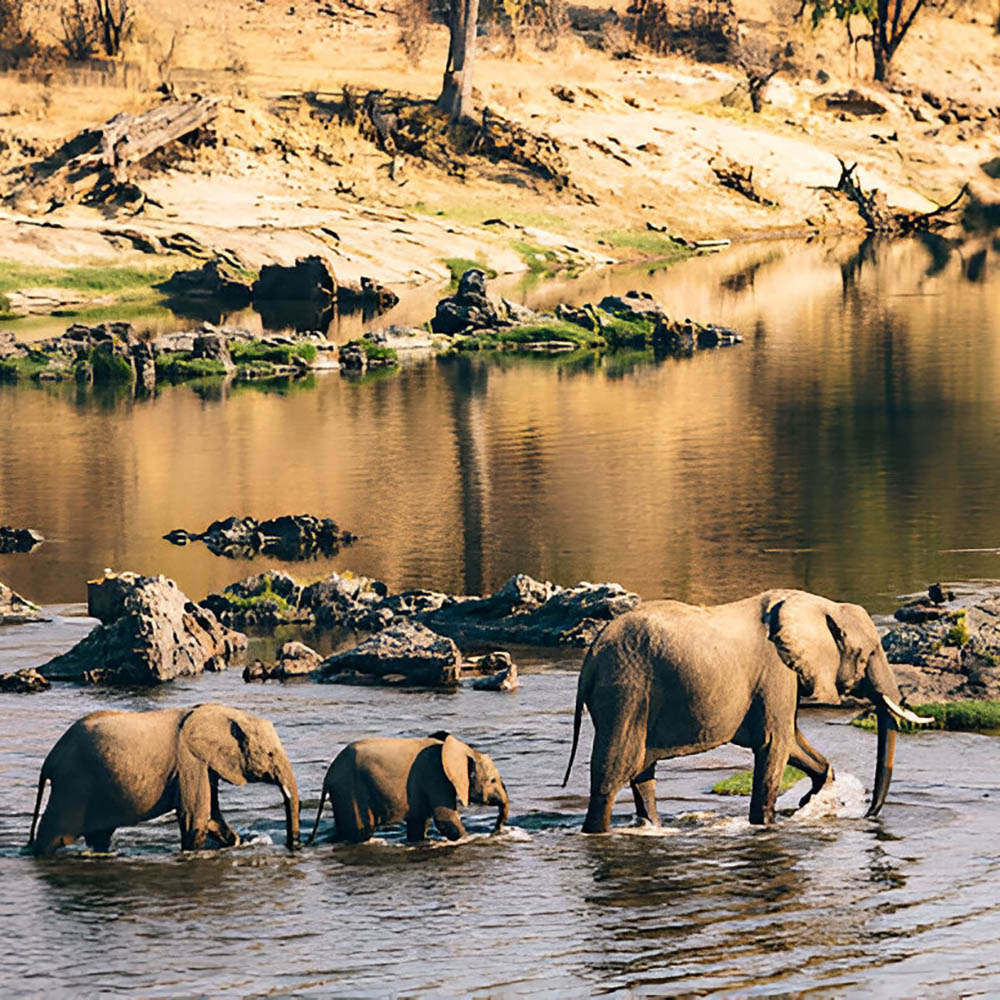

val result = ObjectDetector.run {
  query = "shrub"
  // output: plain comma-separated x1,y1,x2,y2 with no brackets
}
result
0,0,39,69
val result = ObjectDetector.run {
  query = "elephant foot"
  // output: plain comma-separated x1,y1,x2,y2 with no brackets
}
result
798,767,835,809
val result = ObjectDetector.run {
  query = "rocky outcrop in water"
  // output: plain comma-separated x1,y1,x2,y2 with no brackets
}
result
0,526,44,554
882,583,1000,702
243,640,323,682
165,514,356,561
41,572,246,685
0,668,50,693
202,569,637,647
159,258,253,306
431,268,523,335
317,621,462,688
469,651,519,692
0,581,45,624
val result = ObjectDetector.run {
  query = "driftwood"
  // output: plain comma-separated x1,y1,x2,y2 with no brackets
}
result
709,155,775,206
7,98,219,211
836,157,968,234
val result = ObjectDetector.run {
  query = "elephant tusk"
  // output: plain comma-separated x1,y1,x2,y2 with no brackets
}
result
882,695,934,726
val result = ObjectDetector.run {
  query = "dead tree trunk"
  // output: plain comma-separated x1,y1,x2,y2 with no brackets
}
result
437,0,480,122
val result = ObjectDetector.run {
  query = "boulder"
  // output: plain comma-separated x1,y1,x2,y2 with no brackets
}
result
0,581,45,624
301,571,389,629
338,276,399,315
252,255,337,303
430,268,509,335
165,514,355,560
200,570,309,629
243,640,322,682
0,526,44,554
158,259,253,306
423,573,640,646
317,621,461,688
192,333,236,374
0,668,50,693
468,651,519,692
41,572,246,685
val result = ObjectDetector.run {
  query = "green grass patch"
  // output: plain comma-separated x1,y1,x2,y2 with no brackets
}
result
853,701,1000,733
599,313,657,349
155,353,227,380
454,320,605,353
443,258,498,284
293,342,317,363
512,241,565,275
597,230,692,261
343,339,399,363
90,348,134,383
711,766,806,796
0,355,56,381
0,263,177,295
222,576,296,617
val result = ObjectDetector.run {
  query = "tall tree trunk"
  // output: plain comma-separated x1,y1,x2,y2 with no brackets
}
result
437,0,479,121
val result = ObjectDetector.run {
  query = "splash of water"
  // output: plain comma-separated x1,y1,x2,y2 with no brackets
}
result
779,772,867,821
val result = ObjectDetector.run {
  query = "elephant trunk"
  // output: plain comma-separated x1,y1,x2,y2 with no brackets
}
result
863,649,932,817
274,757,299,849
491,781,509,833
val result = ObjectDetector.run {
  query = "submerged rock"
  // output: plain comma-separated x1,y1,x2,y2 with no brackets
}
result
0,580,45,625
41,571,246,685
0,667,49,693
0,526,44,554
243,640,323,682
165,514,356,561
468,651,519,692
317,621,461,688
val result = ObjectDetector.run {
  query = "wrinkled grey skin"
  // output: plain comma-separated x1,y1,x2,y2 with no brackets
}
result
307,732,509,844
29,704,300,855
564,589,918,831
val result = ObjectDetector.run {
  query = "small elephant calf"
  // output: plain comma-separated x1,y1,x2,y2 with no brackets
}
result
307,732,508,844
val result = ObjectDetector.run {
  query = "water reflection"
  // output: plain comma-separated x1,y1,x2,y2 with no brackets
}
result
1,234,998,616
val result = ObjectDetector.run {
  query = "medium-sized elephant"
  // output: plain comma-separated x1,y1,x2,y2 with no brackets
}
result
307,732,509,844
564,589,932,831
29,703,300,855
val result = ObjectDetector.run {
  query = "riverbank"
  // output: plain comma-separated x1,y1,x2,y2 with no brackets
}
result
0,0,997,316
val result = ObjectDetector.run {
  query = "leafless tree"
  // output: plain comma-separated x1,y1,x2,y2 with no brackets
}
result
437,0,480,121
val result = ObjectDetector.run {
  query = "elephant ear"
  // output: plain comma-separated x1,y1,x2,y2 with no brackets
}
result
180,705,248,786
439,735,470,807
765,593,844,704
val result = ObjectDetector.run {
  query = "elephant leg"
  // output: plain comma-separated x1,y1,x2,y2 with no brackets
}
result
749,739,789,825
630,762,659,827
584,698,649,834
789,727,834,809
406,814,430,843
83,829,114,852
32,795,83,855
207,774,240,847
431,806,466,841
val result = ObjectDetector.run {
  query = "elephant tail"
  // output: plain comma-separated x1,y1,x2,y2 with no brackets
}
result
562,653,592,787
306,786,328,846
28,769,47,847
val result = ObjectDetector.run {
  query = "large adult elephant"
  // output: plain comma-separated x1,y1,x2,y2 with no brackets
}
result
307,732,509,844
29,703,300,855
563,589,931,831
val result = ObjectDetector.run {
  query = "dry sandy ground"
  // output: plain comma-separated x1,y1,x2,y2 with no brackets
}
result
0,0,997,292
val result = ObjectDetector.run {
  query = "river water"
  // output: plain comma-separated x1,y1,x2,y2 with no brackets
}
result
2,233,1000,996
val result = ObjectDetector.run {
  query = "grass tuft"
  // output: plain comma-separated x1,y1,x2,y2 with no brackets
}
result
853,701,1000,733
711,766,805,796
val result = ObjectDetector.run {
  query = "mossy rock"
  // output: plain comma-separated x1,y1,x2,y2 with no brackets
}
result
155,353,227,381
711,766,805,796
91,345,135,384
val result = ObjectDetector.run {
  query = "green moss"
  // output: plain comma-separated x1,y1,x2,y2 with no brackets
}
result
599,313,657,349
455,321,605,353
229,341,294,365
90,348,134,383
293,342,317,363
222,576,296,617
155,353,227,380
853,701,1000,733
444,258,498,284
944,609,970,647
711,766,805,796
343,339,399,363
0,355,53,381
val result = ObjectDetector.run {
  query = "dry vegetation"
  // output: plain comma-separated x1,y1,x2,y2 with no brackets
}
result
0,0,997,292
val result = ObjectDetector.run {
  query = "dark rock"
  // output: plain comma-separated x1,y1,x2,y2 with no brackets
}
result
158,259,253,306
192,333,236,374
431,268,508,335
338,276,399,314
423,573,640,647
0,525,44,554
468,651,519,691
555,303,600,330
243,639,322,682
165,514,355,560
252,255,337,303
200,570,309,629
0,580,45,624
317,622,461,688
597,291,667,323
337,343,367,370
300,571,388,629
0,668,50,693
894,583,957,622
41,572,246,685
